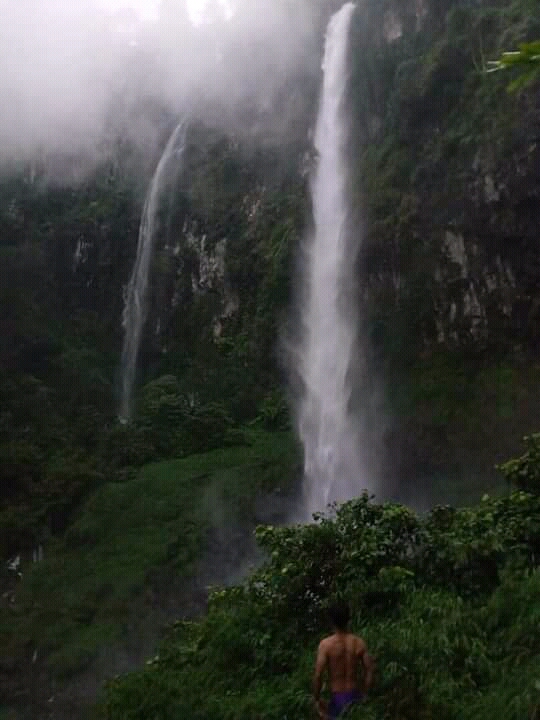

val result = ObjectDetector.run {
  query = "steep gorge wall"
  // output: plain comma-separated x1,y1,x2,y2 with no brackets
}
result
137,0,540,496
136,120,313,423
348,0,540,497
350,0,539,351
3,0,540,503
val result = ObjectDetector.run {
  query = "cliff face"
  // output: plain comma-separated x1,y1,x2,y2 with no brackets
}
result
134,0,540,494
135,120,312,424
346,0,540,497
2,0,540,507
351,0,540,355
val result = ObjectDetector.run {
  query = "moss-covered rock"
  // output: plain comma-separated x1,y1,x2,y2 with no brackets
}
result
346,0,540,488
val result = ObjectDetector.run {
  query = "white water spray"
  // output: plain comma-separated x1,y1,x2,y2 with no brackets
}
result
120,120,187,422
298,3,366,517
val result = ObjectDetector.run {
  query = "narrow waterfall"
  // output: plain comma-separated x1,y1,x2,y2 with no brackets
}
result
298,3,364,517
119,120,187,422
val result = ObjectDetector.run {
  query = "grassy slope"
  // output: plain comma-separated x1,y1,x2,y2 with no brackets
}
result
0,430,300,716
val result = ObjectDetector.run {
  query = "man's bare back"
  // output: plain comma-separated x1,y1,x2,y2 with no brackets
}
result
313,604,373,719
317,632,368,693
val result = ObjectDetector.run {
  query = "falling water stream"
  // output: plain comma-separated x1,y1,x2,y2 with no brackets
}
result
298,3,365,517
120,120,187,422
121,5,364,512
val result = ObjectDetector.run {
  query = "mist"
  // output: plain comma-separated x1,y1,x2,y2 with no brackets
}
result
0,0,329,171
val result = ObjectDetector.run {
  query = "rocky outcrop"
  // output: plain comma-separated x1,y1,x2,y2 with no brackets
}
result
345,0,540,495
352,0,540,354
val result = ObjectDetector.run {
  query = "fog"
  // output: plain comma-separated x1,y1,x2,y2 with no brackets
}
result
0,0,330,168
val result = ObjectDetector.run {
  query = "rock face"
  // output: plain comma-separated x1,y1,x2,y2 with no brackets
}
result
129,0,540,494
351,0,540,355
133,120,311,423
346,0,540,497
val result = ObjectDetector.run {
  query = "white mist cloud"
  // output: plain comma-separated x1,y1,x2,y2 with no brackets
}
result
0,0,324,167
97,0,160,22
95,1,229,24
0,1,129,158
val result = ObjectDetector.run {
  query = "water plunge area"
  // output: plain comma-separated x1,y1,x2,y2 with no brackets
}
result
297,2,373,518
120,120,187,422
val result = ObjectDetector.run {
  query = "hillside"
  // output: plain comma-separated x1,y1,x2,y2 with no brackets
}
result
0,431,301,719
102,444,540,720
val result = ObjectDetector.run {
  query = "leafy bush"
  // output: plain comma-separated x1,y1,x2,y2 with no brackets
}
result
488,39,540,92
103,486,540,720
256,389,291,431
498,433,540,494
136,375,235,457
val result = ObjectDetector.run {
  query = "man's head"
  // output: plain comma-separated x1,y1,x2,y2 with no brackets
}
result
328,602,350,631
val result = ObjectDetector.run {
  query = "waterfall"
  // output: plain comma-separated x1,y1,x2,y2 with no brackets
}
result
119,120,187,422
297,2,365,517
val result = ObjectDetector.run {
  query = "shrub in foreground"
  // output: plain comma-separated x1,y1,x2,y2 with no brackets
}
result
104,487,540,719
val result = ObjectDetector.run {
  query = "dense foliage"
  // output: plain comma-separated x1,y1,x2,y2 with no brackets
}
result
488,39,540,92
0,165,141,557
0,431,301,715
104,475,540,720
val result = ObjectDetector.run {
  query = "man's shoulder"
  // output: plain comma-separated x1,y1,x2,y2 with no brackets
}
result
319,633,366,651
350,634,367,652
319,634,343,651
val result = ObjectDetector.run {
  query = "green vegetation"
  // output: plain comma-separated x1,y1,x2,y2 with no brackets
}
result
347,0,540,486
103,444,540,719
351,0,540,366
488,39,540,91
498,432,540,494
0,165,141,557
0,118,308,561
0,431,300,684
2,0,540,717
0,93,308,719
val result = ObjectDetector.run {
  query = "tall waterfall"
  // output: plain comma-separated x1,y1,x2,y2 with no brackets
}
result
120,120,187,422
298,2,364,517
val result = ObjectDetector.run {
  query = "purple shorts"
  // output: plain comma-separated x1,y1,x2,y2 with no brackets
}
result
328,689,363,718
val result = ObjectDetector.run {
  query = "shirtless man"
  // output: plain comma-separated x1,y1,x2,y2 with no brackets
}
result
313,603,374,719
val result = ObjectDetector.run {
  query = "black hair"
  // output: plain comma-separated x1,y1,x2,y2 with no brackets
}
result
328,602,350,631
